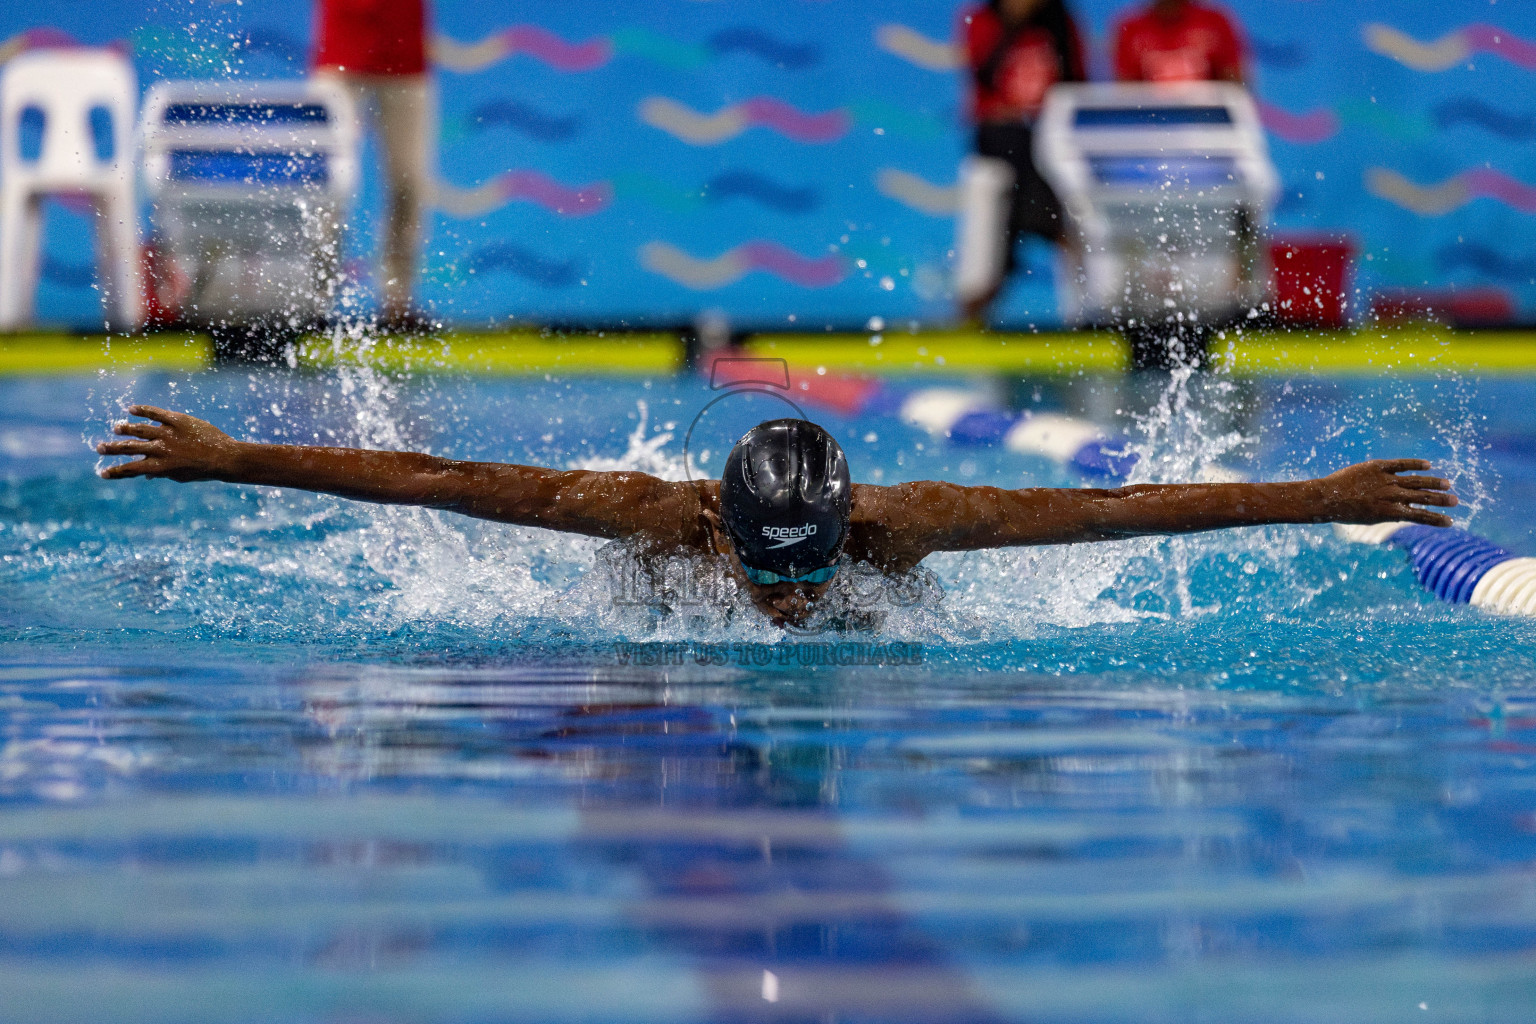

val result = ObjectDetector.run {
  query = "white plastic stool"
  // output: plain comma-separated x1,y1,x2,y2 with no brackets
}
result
0,48,143,331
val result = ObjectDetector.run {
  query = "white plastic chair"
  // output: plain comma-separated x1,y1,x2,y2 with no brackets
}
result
138,79,359,330
0,48,142,331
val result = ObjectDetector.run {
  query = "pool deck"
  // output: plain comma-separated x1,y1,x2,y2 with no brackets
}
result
3,325,1535,376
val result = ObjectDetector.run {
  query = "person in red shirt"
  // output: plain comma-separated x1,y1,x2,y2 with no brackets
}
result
955,0,1087,326
1113,0,1245,84
313,0,435,331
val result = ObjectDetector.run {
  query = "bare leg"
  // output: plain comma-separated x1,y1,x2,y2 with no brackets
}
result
311,71,370,311
372,75,432,322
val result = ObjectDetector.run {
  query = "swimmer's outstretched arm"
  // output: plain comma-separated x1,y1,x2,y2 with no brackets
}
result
859,460,1457,563
96,406,705,544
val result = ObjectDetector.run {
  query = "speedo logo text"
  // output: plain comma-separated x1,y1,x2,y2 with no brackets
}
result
762,523,817,549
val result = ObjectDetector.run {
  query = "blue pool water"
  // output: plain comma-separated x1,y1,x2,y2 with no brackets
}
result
3,364,1536,1022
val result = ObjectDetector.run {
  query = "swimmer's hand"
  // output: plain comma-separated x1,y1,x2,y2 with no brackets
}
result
1316,459,1458,528
96,406,240,482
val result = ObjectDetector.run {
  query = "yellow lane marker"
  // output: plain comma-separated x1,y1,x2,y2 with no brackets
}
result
2,327,1535,376
750,327,1536,376
746,331,1127,374
0,335,211,375
293,332,681,375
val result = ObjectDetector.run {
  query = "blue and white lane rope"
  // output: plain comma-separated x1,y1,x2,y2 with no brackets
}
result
1337,522,1536,616
898,388,1139,479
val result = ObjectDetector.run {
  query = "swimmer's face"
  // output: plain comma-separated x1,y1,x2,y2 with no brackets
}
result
728,549,834,628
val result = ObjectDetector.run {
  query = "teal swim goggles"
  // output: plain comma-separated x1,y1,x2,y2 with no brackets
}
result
740,563,839,586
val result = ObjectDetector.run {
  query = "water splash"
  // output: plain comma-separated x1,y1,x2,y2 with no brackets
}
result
39,361,1513,654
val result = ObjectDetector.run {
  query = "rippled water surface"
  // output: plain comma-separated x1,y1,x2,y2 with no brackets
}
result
2,367,1536,1023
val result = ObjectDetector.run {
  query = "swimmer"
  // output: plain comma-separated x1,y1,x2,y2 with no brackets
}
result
97,406,1458,627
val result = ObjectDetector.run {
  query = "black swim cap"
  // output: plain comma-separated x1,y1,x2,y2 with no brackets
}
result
720,418,851,577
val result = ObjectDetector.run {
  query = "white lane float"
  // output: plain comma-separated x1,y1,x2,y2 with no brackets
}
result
1337,522,1536,616
897,387,1140,479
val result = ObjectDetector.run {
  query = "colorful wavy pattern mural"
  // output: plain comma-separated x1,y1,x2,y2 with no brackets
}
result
10,3,1536,322
449,97,943,146
847,99,947,141
875,24,959,72
639,96,850,145
433,26,609,73
1437,244,1536,283
640,242,844,289
441,92,1536,156
0,27,131,67
875,21,1311,75
1367,167,1536,216
867,24,1348,151
1365,23,1536,73
876,169,958,216
464,243,581,287
453,100,582,142
1434,98,1536,139
1257,101,1340,144
1259,96,1536,145
433,170,820,218
434,25,818,74
616,172,819,215
1247,37,1307,70
4,23,822,76
434,172,611,219
636,97,945,146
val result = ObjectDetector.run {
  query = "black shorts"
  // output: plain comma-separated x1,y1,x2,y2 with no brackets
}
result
975,122,1064,270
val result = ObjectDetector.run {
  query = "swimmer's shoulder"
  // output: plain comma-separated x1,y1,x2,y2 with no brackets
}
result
847,482,928,571
849,482,886,522
641,478,722,554
693,478,720,509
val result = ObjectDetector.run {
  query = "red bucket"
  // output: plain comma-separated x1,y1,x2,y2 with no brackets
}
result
1270,237,1355,328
